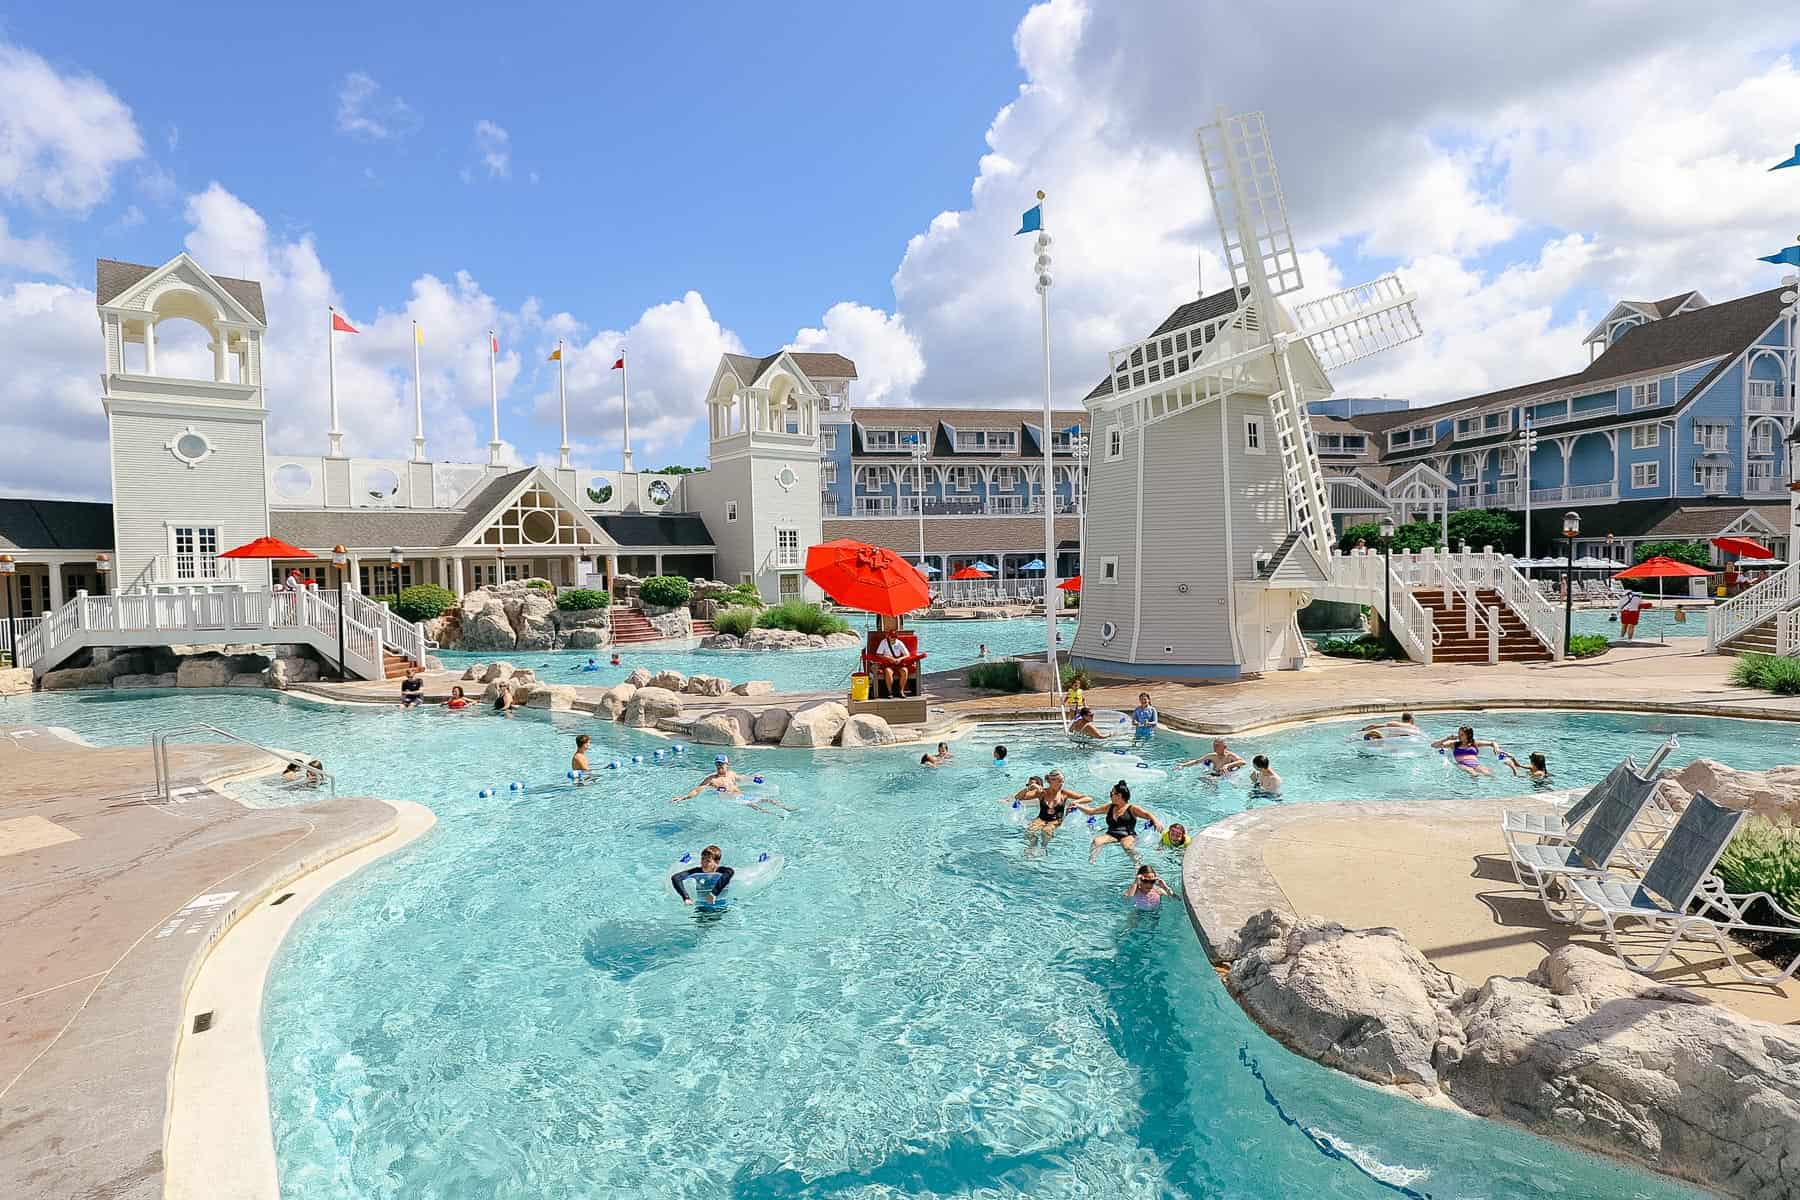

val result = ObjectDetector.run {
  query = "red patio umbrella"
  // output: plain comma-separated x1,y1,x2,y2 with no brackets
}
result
1711,536,1772,559
948,565,992,580
1613,556,1715,644
1056,575,1082,591
803,538,930,617
219,536,315,559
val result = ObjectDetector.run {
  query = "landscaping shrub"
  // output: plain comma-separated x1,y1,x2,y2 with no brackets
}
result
1059,664,1088,690
638,575,691,608
755,600,851,636
1566,633,1610,659
722,582,765,608
967,660,1025,692
1337,519,1442,554
1730,652,1800,695
1314,633,1400,660
524,577,554,593
555,588,610,612
711,606,760,637
393,583,455,623
1716,820,1800,916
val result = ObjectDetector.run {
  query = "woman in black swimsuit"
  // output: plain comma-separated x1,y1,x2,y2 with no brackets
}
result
1024,769,1089,855
1078,781,1164,865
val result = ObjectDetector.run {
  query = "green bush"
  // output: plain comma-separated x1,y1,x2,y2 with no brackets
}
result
1338,519,1443,554
1566,633,1610,659
755,600,851,636
1314,633,1400,660
1634,540,1712,569
711,606,760,637
555,588,610,612
368,593,397,608
393,583,455,623
967,660,1025,692
722,582,765,608
1059,663,1088,690
1730,653,1800,695
1716,820,1800,915
638,575,692,608
524,577,553,593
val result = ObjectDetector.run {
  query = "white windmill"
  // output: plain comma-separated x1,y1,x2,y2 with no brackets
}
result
1072,108,1423,679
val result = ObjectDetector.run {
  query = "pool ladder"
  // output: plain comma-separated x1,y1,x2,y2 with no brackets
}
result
150,722,338,802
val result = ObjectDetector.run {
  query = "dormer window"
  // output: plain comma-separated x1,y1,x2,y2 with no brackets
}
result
1630,380,1660,409
1387,423,1433,451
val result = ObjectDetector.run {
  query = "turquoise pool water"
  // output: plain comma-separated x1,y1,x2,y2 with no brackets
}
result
442,615,1077,694
7,691,1754,1199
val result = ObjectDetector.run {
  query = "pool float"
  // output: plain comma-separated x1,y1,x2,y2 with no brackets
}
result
1087,708,1131,731
1356,731,1428,757
1087,751,1168,783
666,850,786,911
567,769,592,784
1085,815,1154,834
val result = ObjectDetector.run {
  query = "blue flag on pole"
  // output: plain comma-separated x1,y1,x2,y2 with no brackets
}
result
1771,144,1800,171
1758,245,1800,267
1016,204,1042,235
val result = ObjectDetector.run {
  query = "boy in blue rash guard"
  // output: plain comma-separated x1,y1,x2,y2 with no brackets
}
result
670,845,735,906
1132,692,1158,737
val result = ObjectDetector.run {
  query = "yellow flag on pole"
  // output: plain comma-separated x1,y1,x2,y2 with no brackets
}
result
547,347,562,361
415,323,424,345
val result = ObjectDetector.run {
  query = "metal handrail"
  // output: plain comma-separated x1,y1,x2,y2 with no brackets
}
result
151,721,338,801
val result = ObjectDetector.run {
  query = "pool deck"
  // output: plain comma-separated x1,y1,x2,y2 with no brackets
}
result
0,726,417,1200
1180,793,1800,1027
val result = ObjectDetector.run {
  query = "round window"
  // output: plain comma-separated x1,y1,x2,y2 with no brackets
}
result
521,509,557,544
647,480,672,506
166,427,214,468
273,463,314,499
775,466,799,490
1100,621,1118,644
361,467,400,503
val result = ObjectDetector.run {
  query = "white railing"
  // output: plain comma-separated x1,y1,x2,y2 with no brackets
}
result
151,553,244,585
1747,393,1794,414
318,588,428,665
1420,552,1503,663
855,497,897,516
1325,547,1564,661
0,614,46,659
1567,482,1616,501
988,496,1029,515
1495,556,1565,659
1709,561,1800,651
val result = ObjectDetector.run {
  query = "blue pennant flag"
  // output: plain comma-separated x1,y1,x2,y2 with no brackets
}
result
1016,204,1042,236
1758,245,1800,267
1772,144,1800,171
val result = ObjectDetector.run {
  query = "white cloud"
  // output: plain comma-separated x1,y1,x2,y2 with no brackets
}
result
789,303,923,405
0,43,143,214
335,72,421,141
472,120,511,180
0,281,112,497
0,215,71,276
165,123,179,153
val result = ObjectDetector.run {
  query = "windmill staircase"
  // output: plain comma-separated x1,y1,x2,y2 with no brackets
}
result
1316,548,1565,666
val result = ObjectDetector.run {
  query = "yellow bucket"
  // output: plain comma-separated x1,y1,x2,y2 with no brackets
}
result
849,672,871,702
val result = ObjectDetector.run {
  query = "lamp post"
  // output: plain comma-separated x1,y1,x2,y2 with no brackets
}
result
1379,515,1397,653
1517,421,1538,562
1562,511,1580,656
1072,429,1089,584
1783,275,1799,556
332,544,348,676
95,553,110,596
0,554,14,665
388,547,404,602
909,437,928,576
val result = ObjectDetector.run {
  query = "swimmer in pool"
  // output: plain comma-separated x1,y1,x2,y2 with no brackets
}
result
1361,711,1423,740
1502,749,1552,785
1068,707,1108,739
1078,781,1164,864
670,844,736,907
673,754,742,801
1177,739,1246,776
1024,770,1089,854
1160,822,1189,851
281,758,326,787
1124,863,1176,907
609,652,622,666
1432,725,1502,778
992,744,1008,765
444,685,469,710
919,751,944,769
571,733,592,784
1132,693,1158,738
492,683,517,714
935,741,955,762
1249,754,1282,797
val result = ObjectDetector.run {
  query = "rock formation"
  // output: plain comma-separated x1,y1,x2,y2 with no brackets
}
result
434,581,614,651
779,701,849,747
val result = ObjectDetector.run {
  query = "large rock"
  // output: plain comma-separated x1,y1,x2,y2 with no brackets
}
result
523,683,578,711
690,708,755,747
112,672,177,689
1656,758,1800,825
732,680,774,697
1444,946,1800,1200
837,712,898,747
563,628,606,650
264,655,320,690
1227,911,1465,1093
598,683,637,720
683,674,730,697
227,672,266,688
644,609,694,640
457,592,518,651
176,656,235,688
700,633,742,650
624,686,683,729
508,591,558,650
752,707,791,744
743,627,828,651
460,662,490,681
625,667,652,687
481,661,518,684
648,669,688,692
779,701,848,748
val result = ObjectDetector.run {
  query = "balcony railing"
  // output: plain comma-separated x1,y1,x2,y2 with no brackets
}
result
855,497,897,516
1747,391,1794,414
151,553,243,585
851,496,1075,518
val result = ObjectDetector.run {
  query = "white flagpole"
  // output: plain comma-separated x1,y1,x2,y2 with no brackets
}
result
556,340,570,469
411,320,425,462
326,307,343,456
487,330,502,466
621,348,633,471
1031,192,1059,696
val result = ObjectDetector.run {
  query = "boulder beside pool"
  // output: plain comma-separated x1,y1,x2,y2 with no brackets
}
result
733,680,775,697
682,674,731,697
837,713,898,747
752,707,791,744
625,667,653,688
624,687,683,729
779,701,848,748
690,708,754,747
598,683,637,720
523,683,578,711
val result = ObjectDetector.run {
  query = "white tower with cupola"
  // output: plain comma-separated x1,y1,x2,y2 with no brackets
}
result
94,255,272,592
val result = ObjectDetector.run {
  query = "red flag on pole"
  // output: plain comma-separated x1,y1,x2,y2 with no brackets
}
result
611,355,624,369
491,333,499,354
330,311,358,334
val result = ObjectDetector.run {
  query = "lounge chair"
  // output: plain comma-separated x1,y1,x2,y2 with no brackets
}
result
1508,768,1658,918
1560,793,1800,983
1502,737,1677,857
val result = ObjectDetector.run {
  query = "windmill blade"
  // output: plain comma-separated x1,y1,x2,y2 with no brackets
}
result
1198,110,1304,300
1290,274,1423,372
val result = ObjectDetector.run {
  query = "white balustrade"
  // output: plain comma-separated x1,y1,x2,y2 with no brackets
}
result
1708,561,1800,651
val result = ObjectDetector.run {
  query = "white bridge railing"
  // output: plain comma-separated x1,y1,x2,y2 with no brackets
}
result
1325,547,1563,661
1709,561,1800,652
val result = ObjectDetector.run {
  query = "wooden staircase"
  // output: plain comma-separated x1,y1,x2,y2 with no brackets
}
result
1416,588,1553,664
610,609,665,645
382,651,413,679
1720,617,1780,656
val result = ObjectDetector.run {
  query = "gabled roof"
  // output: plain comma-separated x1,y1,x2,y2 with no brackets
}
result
269,509,470,550
96,256,268,323
0,498,114,551
1653,290,1706,317
721,350,859,389
1258,530,1331,585
1083,286,1248,402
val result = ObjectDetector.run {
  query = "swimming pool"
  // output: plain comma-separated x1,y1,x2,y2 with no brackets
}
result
7,690,1741,1198
441,615,1077,694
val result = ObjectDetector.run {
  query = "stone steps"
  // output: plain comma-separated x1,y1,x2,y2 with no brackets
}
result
610,611,666,645
1413,588,1553,663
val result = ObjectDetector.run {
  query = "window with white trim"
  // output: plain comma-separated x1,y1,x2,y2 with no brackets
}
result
1106,426,1123,461
1630,380,1660,409
1496,448,1518,477
1693,423,1729,453
775,527,801,567
991,465,1023,490
863,428,927,451
1750,424,1778,456
1454,453,1478,479
1243,415,1264,454
1098,555,1119,584
1388,424,1432,450
960,429,1018,454
726,500,738,521
947,466,981,491
1629,425,1659,450
169,525,221,581
819,464,836,490
1692,463,1728,493
1748,460,1778,490
1630,462,1659,489
818,430,838,454
778,573,801,599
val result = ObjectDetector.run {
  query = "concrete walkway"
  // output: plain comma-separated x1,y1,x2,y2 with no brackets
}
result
1181,793,1800,1027
0,727,405,1200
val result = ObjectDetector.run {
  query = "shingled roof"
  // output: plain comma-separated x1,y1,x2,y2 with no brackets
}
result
0,499,114,551
1083,286,1248,402
722,351,859,387
95,257,268,323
